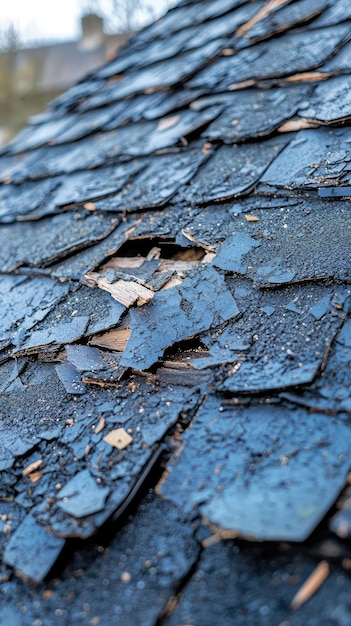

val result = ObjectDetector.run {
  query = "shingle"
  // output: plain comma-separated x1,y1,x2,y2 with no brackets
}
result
97,40,222,97
120,265,239,370
0,178,61,222
299,75,351,122
189,25,350,90
3,515,65,583
234,0,331,48
260,127,351,190
161,396,351,541
202,86,309,142
94,147,207,212
0,212,117,271
175,134,289,203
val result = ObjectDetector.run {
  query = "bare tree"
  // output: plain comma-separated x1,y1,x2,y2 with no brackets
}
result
81,0,171,32
0,22,21,52
0,22,22,107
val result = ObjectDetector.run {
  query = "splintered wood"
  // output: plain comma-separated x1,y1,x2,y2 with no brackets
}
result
103,428,133,450
89,328,131,351
181,230,217,253
85,273,154,307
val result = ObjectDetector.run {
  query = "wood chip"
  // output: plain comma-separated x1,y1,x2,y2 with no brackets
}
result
202,142,213,154
29,472,43,483
290,561,330,611
245,214,260,222
228,79,256,90
95,277,155,307
157,115,180,132
22,459,43,476
160,276,184,291
103,428,133,450
158,259,201,273
278,119,319,132
95,416,105,435
89,328,131,351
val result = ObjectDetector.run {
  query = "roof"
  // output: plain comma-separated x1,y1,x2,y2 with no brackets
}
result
0,0,351,621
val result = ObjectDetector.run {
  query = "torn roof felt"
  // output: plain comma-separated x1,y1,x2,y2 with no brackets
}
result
0,1,351,620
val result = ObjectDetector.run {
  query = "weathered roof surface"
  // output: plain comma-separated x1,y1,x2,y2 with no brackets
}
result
0,0,351,622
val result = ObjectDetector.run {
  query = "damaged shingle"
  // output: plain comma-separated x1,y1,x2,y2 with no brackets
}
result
192,281,343,393
234,0,331,48
94,147,208,212
0,275,70,346
175,134,289,204
201,86,310,143
3,515,65,583
12,284,126,356
189,24,350,90
0,212,117,272
298,75,351,122
121,265,239,370
281,313,351,414
260,127,351,190
161,395,351,541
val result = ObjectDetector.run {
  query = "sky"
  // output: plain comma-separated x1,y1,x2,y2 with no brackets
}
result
0,0,169,46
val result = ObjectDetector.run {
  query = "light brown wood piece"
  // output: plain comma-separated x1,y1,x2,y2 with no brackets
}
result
245,214,260,222
103,428,133,450
157,115,180,131
290,561,330,611
22,459,43,476
95,416,105,435
278,119,320,132
89,328,131,351
86,275,154,307
236,0,288,37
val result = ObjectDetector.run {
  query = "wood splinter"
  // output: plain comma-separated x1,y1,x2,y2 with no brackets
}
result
290,560,330,611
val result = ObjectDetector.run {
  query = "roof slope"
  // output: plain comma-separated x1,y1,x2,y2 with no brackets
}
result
0,0,351,622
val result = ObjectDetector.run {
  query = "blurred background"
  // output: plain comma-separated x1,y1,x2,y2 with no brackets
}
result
0,0,172,146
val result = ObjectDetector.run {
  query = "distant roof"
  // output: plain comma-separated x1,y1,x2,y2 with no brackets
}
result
0,0,351,622
1,14,131,93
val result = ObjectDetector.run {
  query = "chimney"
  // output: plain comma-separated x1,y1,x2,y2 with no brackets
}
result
80,13,105,50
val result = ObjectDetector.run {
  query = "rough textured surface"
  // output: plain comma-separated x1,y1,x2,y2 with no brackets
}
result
161,396,351,541
0,0,351,623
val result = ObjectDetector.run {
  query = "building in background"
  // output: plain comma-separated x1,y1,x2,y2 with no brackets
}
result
0,14,131,145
